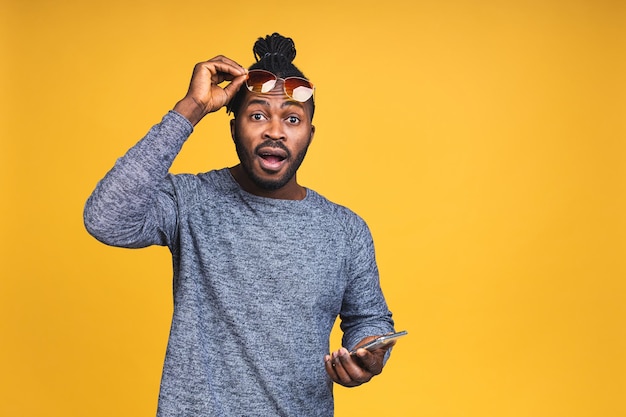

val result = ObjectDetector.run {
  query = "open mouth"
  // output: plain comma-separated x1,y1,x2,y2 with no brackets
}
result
257,147,288,170
259,152,286,164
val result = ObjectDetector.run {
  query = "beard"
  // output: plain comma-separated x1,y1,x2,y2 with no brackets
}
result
233,137,311,191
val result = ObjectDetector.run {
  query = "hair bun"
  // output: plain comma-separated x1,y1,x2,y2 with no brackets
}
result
253,33,297,64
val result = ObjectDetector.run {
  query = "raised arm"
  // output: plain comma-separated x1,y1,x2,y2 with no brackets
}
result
83,56,247,248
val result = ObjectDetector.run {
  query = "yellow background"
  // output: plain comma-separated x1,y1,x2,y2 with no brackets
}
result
2,0,625,416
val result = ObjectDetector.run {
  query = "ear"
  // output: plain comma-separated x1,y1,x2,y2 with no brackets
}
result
230,119,236,142
309,125,315,144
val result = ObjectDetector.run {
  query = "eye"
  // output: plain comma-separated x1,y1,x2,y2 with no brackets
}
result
286,115,301,124
251,112,266,121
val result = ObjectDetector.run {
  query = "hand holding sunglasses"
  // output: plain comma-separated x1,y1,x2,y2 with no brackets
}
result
174,56,248,125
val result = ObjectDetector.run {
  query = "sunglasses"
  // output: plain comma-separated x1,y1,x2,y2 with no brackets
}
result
245,69,315,103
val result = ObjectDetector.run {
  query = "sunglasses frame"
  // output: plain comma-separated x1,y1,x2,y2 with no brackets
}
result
245,69,315,103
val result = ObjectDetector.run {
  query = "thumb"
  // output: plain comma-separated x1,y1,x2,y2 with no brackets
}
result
222,73,248,103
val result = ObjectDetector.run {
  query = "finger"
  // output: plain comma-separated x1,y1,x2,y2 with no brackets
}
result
330,351,355,385
336,348,375,385
207,55,246,71
337,349,373,382
324,355,339,381
203,56,247,79
325,354,349,386
354,349,382,374
222,73,247,101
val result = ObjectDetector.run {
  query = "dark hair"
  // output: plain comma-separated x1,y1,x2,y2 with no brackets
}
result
227,33,315,119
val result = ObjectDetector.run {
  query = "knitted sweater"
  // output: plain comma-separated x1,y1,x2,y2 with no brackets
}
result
84,111,395,417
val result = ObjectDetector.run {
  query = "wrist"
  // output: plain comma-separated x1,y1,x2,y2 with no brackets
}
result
173,96,206,126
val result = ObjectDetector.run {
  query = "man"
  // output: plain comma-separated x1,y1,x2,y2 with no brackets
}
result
84,33,396,416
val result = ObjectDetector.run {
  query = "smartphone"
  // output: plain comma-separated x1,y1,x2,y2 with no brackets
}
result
350,330,408,355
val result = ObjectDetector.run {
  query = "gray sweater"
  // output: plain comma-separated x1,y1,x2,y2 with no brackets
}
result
84,111,395,417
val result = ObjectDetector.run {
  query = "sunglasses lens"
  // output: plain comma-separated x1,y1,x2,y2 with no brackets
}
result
284,78,314,102
247,71,314,102
247,70,277,93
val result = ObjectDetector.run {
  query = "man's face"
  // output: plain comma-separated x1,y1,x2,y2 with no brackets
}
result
230,81,315,195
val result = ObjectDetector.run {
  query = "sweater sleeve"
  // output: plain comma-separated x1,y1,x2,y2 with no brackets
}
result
339,214,396,351
83,111,193,248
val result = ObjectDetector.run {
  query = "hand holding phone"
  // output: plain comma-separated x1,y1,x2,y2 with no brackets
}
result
349,330,408,355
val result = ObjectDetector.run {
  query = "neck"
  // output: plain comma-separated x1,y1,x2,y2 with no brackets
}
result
229,165,306,200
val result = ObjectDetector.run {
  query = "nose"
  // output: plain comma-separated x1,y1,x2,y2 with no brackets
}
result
263,117,286,141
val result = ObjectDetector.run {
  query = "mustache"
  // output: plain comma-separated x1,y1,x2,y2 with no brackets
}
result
254,140,290,158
